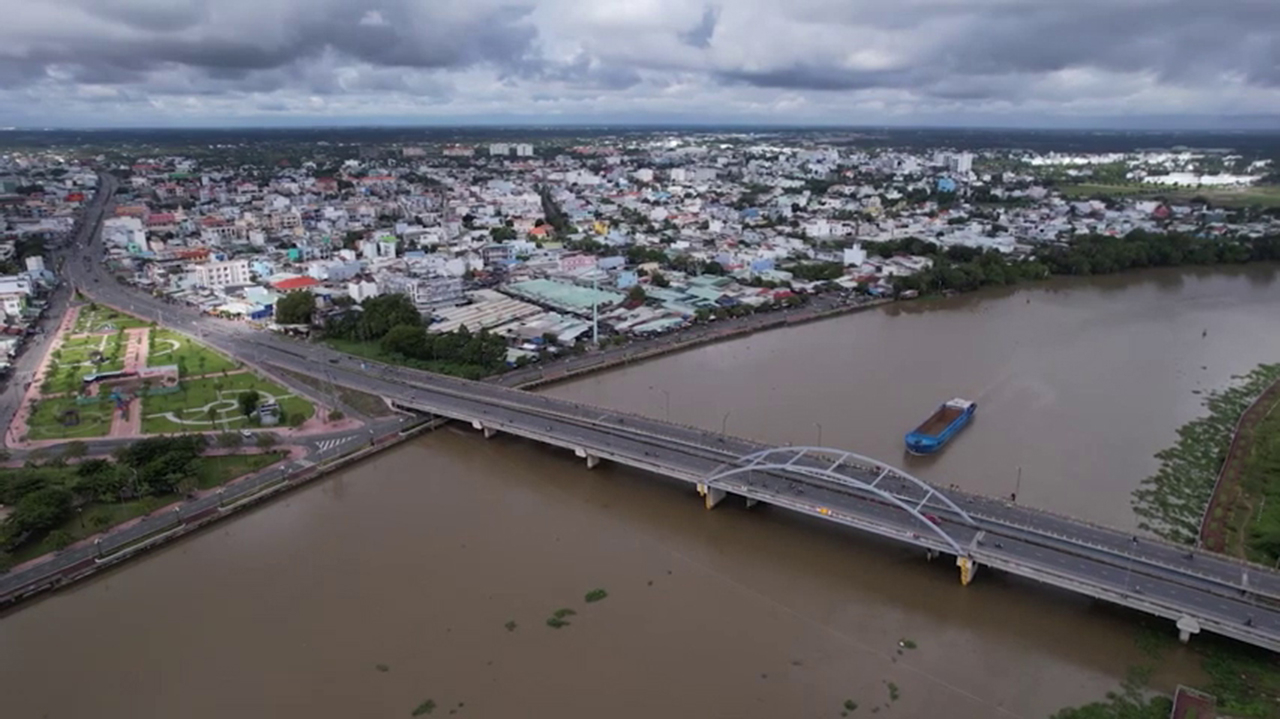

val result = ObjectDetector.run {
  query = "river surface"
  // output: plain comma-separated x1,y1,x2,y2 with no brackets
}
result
3,267,1279,718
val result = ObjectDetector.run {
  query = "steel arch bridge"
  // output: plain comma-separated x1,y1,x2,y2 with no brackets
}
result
704,446,978,556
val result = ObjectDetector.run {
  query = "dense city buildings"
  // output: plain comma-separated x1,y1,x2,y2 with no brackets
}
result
3,132,1279,374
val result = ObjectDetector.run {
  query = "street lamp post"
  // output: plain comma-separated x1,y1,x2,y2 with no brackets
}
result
721,411,731,435
814,421,823,446
662,389,670,421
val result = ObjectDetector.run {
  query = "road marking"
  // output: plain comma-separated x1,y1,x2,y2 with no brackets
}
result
316,436,354,453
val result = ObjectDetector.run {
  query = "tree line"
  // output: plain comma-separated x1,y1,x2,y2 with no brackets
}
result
872,231,1280,295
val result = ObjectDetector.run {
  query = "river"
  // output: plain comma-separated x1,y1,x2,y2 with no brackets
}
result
2,267,1278,718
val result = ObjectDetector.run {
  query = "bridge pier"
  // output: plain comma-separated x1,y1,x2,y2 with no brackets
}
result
697,483,726,509
957,556,978,586
574,448,601,469
745,497,758,509
1176,616,1201,644
470,420,497,439
925,549,938,562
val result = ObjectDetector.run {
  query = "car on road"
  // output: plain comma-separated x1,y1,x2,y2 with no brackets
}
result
328,358,339,364
923,513,941,525
240,430,253,439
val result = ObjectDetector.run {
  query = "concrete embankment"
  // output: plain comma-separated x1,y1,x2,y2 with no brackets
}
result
504,297,894,390
0,418,444,610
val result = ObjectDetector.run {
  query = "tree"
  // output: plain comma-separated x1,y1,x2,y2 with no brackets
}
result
381,324,428,358
238,389,262,419
650,271,670,288
217,432,242,449
626,285,647,303
5,486,74,536
275,290,315,325
256,432,278,449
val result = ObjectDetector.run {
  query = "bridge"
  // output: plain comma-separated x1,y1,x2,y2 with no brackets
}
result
62,175,1280,654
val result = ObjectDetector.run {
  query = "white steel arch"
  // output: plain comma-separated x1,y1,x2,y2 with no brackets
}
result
705,446,977,556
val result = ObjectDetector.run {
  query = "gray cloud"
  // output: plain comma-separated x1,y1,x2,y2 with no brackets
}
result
0,0,1277,125
679,6,720,49
0,0,538,88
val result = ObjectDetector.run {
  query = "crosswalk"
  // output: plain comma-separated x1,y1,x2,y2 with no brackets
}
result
315,436,356,453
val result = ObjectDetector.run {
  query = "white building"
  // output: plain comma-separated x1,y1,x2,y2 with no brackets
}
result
489,143,511,156
348,279,381,303
514,144,534,157
24,256,44,274
192,259,251,289
947,152,974,175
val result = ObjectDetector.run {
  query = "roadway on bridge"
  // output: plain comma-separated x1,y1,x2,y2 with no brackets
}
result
62,175,1280,652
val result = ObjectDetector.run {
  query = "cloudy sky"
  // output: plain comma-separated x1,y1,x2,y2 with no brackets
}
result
1,0,1278,128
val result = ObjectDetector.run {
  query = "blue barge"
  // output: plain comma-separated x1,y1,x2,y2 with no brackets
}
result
904,398,976,455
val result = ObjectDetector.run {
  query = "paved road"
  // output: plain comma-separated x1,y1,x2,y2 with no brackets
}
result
62,172,1280,652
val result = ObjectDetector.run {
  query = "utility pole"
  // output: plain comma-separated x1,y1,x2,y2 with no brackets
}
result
592,273,600,346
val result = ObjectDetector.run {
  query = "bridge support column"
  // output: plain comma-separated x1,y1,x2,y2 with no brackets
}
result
1176,616,1201,644
745,497,758,509
584,454,600,470
957,556,978,586
925,549,938,562
697,483,726,510
470,420,496,439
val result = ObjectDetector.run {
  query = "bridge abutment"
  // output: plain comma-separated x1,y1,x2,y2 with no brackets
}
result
697,483,726,509
957,556,978,586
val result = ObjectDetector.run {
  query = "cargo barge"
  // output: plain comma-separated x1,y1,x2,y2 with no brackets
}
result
904,398,976,455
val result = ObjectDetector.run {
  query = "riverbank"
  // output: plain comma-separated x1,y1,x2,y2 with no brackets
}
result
494,296,892,389
1132,364,1280,546
1202,375,1280,556
0,417,438,610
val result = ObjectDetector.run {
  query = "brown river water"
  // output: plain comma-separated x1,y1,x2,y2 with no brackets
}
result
2,267,1279,718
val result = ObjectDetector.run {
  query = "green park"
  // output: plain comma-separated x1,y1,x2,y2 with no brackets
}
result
139,370,314,434
0,436,286,567
21,305,315,441
147,327,239,376
41,333,126,394
71,304,150,334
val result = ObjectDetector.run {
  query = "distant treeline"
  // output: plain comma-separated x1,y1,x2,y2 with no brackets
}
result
873,231,1280,295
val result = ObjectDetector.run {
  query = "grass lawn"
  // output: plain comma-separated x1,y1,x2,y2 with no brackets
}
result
140,371,314,434
72,305,150,334
147,328,239,376
1060,182,1280,208
26,396,114,440
193,451,286,489
44,334,126,394
3,452,287,564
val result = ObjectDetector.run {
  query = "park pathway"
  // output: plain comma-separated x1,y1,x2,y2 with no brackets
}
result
4,306,85,447
107,328,150,438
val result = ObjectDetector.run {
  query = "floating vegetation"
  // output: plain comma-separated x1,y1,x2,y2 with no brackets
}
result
886,682,900,702
844,699,859,711
375,664,390,673
552,608,577,619
411,699,437,716
899,639,917,650
1132,363,1280,544
504,620,517,632
584,588,608,603
545,617,570,629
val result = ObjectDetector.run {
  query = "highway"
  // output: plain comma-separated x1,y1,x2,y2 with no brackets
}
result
59,173,1280,653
